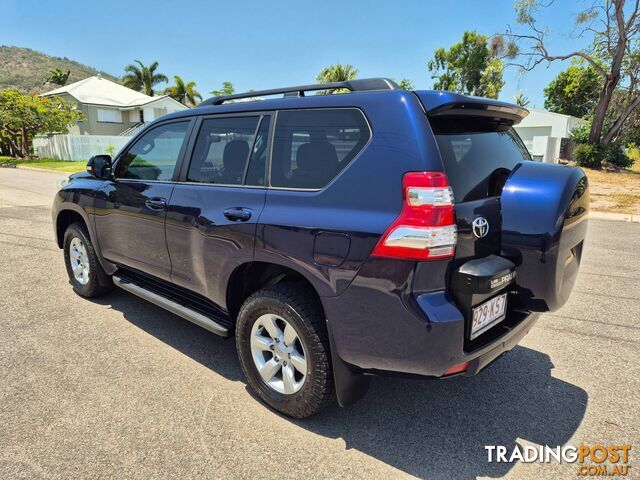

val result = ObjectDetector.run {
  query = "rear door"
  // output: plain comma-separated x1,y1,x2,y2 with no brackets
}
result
165,114,271,307
422,99,588,323
429,120,531,269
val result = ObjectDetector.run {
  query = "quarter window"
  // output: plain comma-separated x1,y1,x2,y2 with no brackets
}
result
116,121,190,181
187,116,261,185
270,109,370,189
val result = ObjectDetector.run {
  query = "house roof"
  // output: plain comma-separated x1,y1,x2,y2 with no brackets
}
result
525,108,579,120
42,75,184,108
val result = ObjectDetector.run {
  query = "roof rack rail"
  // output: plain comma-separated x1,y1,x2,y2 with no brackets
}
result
199,77,400,106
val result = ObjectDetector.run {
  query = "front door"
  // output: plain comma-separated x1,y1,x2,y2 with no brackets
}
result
165,114,271,307
95,119,192,281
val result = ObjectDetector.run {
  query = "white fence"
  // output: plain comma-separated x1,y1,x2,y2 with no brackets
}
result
34,134,131,161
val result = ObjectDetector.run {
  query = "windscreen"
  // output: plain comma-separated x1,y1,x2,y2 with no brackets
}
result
432,123,531,203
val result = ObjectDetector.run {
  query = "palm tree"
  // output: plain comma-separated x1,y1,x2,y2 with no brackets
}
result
210,81,235,96
514,92,531,108
122,60,168,96
165,75,202,106
315,64,358,94
44,68,71,86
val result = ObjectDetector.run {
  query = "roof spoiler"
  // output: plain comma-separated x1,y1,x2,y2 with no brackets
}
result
200,78,400,106
415,91,529,125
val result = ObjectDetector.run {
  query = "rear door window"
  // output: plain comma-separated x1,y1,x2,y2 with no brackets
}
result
270,108,370,189
187,116,260,185
433,126,531,202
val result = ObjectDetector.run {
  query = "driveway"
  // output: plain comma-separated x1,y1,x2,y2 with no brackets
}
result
1,168,638,479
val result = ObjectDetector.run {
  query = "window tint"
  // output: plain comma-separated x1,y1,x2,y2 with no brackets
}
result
434,127,531,202
187,116,260,185
271,109,370,189
117,121,190,181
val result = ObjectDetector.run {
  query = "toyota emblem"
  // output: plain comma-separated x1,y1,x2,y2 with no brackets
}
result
472,217,489,238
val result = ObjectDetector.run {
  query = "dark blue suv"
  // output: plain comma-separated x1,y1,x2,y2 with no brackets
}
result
52,78,589,418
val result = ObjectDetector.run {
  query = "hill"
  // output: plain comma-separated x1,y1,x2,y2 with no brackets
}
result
0,46,120,93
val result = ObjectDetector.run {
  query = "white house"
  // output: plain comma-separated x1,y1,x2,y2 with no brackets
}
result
42,75,189,136
36,76,189,160
514,109,584,163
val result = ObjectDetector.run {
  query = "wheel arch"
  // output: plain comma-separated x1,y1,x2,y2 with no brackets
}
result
226,260,370,407
54,203,116,275
55,207,88,248
226,261,324,321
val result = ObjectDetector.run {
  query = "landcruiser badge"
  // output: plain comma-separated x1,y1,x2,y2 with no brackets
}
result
472,217,489,238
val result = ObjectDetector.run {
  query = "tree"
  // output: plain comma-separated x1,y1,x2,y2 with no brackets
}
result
165,75,202,106
396,79,415,90
514,92,531,107
316,64,358,94
543,64,602,118
122,60,168,96
502,0,640,146
210,81,235,96
44,68,71,86
0,90,83,157
316,63,358,83
427,31,505,99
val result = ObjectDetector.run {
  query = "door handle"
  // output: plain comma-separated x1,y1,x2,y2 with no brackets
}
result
224,207,252,222
145,198,167,211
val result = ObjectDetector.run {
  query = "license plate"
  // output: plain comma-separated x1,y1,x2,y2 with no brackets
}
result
470,293,508,339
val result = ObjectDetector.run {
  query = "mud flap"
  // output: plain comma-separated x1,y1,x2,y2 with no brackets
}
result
501,162,589,312
327,322,371,407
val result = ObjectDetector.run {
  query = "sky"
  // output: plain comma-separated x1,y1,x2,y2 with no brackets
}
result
0,0,591,107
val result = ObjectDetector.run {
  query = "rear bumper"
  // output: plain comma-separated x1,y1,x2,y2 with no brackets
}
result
460,309,539,377
323,288,539,378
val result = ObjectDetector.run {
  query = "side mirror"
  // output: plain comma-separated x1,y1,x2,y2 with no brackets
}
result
86,155,112,179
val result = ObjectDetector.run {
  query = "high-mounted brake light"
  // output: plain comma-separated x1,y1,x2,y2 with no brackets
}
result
372,172,457,260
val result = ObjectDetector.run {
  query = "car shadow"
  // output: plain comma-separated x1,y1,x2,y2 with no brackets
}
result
94,289,588,479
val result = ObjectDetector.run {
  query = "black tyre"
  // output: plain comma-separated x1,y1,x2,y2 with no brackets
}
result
63,222,113,298
236,282,335,418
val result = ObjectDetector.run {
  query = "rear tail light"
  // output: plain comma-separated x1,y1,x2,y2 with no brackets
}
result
372,171,457,260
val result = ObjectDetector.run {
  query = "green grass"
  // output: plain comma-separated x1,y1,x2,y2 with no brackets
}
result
0,157,86,173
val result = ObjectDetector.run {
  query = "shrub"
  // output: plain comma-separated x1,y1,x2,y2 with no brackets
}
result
105,144,116,157
574,143,602,169
570,121,591,144
627,146,640,165
602,144,632,168
574,143,633,169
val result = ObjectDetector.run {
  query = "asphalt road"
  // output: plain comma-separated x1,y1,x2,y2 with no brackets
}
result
1,167,638,480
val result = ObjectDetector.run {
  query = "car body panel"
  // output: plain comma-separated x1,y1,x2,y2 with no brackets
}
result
165,184,267,308
94,180,176,281
255,91,442,297
52,172,117,273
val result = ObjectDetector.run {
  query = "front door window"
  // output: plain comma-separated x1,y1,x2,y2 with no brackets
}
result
116,121,190,181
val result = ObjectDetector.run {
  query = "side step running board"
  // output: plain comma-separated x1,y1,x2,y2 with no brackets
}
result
113,275,230,337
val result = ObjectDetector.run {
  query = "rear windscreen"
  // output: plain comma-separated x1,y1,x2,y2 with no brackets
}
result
432,123,531,202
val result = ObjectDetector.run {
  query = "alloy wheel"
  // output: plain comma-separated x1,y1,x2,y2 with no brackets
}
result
250,314,308,394
69,237,90,285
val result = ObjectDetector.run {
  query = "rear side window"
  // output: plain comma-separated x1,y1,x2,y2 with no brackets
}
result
187,116,261,185
433,125,530,202
270,109,370,189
